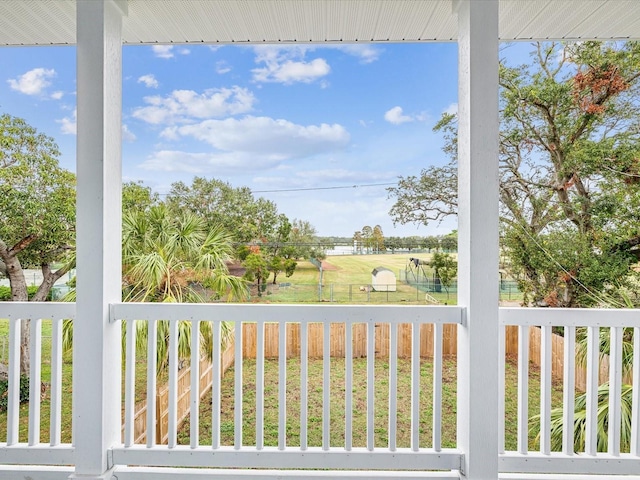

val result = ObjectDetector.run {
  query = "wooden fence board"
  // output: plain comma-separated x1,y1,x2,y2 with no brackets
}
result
239,322,458,360
129,340,235,445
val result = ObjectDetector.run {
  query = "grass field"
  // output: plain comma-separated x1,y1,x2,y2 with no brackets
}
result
258,253,459,304
177,355,562,451
255,253,523,304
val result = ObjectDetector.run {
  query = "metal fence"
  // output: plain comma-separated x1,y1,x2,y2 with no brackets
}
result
259,279,522,304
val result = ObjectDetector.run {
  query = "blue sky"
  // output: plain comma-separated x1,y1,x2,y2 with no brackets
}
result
1,41,486,237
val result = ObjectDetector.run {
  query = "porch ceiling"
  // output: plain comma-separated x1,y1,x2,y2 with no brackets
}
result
2,0,640,47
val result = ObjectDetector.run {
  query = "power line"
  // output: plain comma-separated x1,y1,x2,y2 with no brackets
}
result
512,221,624,308
155,181,397,196
251,182,397,193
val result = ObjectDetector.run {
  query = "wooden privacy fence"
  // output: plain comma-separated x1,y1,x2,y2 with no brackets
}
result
242,323,631,391
125,341,235,444
241,322,458,359
124,321,630,444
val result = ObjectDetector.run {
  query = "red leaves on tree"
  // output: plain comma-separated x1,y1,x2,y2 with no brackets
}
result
572,65,629,115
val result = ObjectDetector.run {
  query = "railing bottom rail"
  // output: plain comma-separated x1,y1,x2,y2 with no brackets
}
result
112,466,460,480
500,452,640,476
112,446,462,471
0,465,73,480
500,475,640,480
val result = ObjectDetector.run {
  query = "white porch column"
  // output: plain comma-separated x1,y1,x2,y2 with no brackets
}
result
71,0,126,478
455,1,500,479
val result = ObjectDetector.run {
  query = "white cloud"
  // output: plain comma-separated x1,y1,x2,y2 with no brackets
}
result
152,45,174,58
325,44,381,64
252,46,330,84
443,103,458,116
57,109,77,135
216,61,231,74
384,106,414,125
122,124,136,142
137,74,159,88
132,86,256,124
150,45,189,59
167,116,350,159
51,91,64,100
7,68,56,95
249,44,380,85
140,116,351,175
253,58,330,84
139,150,282,175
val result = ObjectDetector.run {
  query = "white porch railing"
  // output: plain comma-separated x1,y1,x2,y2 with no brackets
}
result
0,302,75,472
499,308,640,476
111,303,463,477
3,302,640,478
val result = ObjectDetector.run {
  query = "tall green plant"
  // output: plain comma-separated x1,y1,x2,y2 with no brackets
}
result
532,327,636,452
530,383,634,452
64,205,246,371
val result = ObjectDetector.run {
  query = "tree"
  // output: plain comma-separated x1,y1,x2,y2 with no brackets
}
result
289,219,324,260
440,232,457,252
361,225,373,253
166,177,279,243
0,114,76,374
372,225,385,253
266,215,297,284
122,205,247,302
385,236,402,253
243,251,269,296
122,181,158,212
430,252,457,299
64,204,246,371
423,235,440,252
388,41,640,307
353,231,363,254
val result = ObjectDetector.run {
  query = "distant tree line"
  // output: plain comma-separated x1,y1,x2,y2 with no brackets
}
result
318,230,457,254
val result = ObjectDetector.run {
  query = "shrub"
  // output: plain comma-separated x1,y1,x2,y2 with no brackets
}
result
0,375,29,412
0,285,52,301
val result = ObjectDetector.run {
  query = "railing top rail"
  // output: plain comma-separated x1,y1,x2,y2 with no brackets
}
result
500,307,640,328
0,301,76,320
111,303,463,325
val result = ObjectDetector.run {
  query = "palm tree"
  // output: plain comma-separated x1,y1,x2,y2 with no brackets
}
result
530,327,635,452
530,383,634,452
122,205,247,302
64,205,246,370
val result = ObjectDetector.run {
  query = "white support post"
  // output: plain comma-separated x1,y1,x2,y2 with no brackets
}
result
71,1,126,478
455,1,500,479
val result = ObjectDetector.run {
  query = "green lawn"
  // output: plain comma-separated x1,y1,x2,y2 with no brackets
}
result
0,318,155,444
256,253,522,304
0,319,74,444
259,254,457,304
178,355,562,451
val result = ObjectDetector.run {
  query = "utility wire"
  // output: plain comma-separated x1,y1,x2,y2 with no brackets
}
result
251,182,397,193
512,221,625,308
156,181,397,196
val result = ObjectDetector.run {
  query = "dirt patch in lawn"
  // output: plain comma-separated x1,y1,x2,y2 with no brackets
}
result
321,260,340,271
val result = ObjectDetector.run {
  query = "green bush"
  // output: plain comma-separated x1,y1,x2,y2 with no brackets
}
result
0,285,52,301
0,375,29,412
